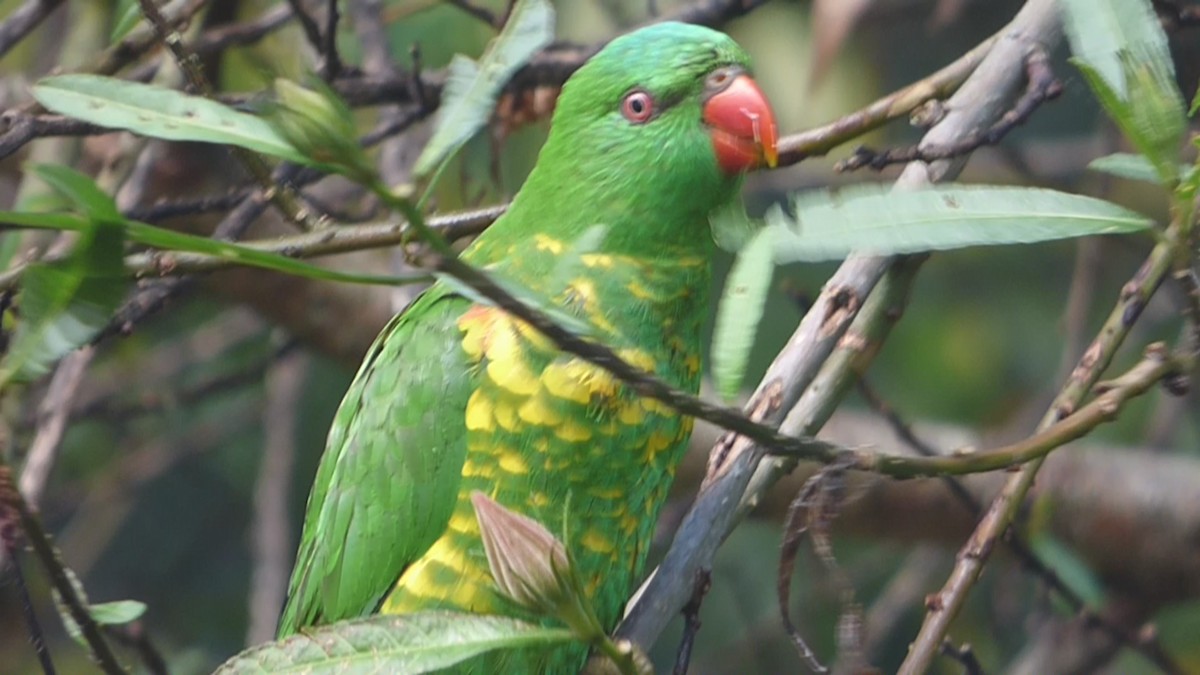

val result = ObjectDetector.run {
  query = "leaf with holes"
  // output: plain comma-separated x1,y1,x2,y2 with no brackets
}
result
32,74,308,164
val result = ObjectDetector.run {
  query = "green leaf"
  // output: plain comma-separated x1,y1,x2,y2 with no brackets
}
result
711,227,774,401
1030,535,1107,607
0,208,433,287
31,164,122,222
1061,0,1185,183
214,612,577,675
89,600,147,626
1087,153,1165,184
32,75,309,164
0,211,91,232
760,184,1152,263
413,0,555,176
119,220,430,288
1060,0,1173,99
709,202,759,252
0,194,128,385
110,0,141,42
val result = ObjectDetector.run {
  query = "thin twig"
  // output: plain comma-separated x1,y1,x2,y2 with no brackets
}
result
321,0,342,78
445,0,500,28
898,211,1194,674
0,463,126,675
837,47,1063,172
5,554,58,675
245,351,305,644
105,622,167,675
284,0,325,60
670,570,711,675
940,640,986,675
0,0,65,59
135,0,324,232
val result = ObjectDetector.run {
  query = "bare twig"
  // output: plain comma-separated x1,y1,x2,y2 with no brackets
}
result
135,0,324,232
940,640,986,675
837,47,1063,172
5,553,57,675
899,186,1194,674
106,622,167,675
19,348,94,505
445,0,501,28
0,463,126,675
284,0,325,62
777,32,997,165
670,570,710,675
246,351,306,645
0,0,65,59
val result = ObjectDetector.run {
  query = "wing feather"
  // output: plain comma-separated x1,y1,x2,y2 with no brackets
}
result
277,288,476,635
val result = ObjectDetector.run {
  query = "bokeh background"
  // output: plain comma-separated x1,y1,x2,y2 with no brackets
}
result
1,0,1198,672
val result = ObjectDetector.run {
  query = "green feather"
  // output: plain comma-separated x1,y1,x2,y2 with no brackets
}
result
280,21,757,673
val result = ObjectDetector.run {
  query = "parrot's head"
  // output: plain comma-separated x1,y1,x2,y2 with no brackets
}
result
504,21,779,255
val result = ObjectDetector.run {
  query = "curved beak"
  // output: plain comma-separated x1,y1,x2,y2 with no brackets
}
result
703,74,779,174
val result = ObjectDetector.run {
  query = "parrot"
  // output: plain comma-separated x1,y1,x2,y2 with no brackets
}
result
276,20,779,672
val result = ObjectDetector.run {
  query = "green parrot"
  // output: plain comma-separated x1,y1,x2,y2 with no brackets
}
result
277,21,778,672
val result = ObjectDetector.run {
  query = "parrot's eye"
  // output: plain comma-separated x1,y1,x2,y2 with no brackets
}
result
621,90,654,124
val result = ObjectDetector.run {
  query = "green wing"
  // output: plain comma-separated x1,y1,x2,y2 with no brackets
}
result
277,287,476,636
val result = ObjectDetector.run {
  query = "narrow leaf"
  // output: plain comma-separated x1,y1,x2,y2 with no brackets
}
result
120,220,431,288
1030,535,1107,607
1060,0,1173,98
413,0,555,176
214,612,576,675
89,600,147,626
1061,0,1185,182
0,206,431,289
31,164,122,222
110,0,141,42
0,216,128,385
1087,153,1163,184
0,211,91,232
32,75,308,163
763,184,1152,263
712,227,774,401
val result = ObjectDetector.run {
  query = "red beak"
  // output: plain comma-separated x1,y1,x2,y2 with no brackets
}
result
703,74,779,174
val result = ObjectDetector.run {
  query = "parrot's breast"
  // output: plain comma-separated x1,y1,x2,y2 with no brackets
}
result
382,249,708,638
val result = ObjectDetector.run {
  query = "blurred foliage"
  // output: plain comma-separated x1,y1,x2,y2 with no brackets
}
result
2,0,1200,673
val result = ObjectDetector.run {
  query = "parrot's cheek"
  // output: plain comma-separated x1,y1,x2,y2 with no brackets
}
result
703,74,779,174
